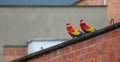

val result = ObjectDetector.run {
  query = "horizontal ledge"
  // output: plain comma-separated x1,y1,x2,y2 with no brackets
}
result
0,5,107,7
4,45,27,48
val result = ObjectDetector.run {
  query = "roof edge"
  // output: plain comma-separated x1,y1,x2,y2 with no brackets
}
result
11,22,120,62
4,45,27,48
0,5,107,7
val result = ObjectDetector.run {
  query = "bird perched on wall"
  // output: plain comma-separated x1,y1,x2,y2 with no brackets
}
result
80,19,96,33
66,22,84,39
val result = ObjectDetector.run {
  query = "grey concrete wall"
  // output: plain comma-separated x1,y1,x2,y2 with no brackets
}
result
0,6,106,62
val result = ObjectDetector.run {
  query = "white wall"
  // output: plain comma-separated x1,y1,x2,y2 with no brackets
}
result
28,39,65,54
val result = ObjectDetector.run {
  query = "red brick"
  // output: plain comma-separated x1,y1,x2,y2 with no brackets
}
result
49,52,57,58
97,35,105,42
4,48,8,55
74,49,84,57
18,48,22,55
110,57,120,62
80,48,87,54
95,43,104,50
43,55,49,61
85,58,96,62
71,57,77,62
65,59,72,62
78,55,85,61
118,29,120,35
103,38,116,47
86,45,96,52
71,44,79,51
85,51,99,59
104,32,116,40
67,52,74,59
71,42,85,51
33,58,43,62
104,46,112,54
85,39,97,46
9,48,14,55
54,58,61,62
102,54,110,61
77,42,85,49
61,47,72,54
95,56,102,62
46,54,52,60
110,49,120,59
104,43,120,54
62,54,68,60
111,43,120,50
59,57,64,62
115,36,120,43
113,30,120,36
4,47,27,62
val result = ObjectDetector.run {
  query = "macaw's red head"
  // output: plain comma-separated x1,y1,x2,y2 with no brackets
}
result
66,22,72,30
66,22,75,33
80,19,86,25
80,19,90,29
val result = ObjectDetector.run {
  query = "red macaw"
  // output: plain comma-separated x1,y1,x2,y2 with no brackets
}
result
66,22,84,39
80,20,96,33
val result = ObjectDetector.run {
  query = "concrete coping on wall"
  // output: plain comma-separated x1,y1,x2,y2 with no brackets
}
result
11,22,120,62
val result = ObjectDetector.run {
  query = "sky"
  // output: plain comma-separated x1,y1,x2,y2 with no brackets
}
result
0,0,78,5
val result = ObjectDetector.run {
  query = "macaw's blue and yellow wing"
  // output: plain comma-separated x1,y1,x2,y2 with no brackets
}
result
83,27,96,33
69,29,84,37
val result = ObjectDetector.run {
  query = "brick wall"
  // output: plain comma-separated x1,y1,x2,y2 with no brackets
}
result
26,28,120,62
4,46,27,62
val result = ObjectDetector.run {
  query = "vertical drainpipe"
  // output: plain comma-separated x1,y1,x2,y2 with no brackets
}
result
103,0,107,5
